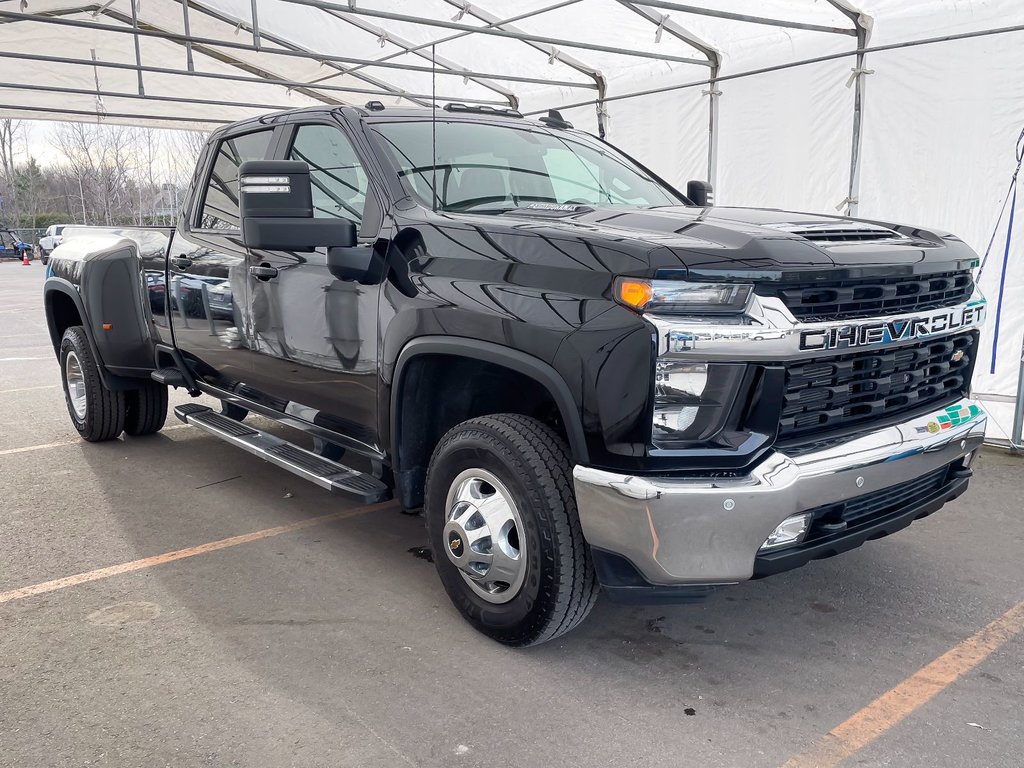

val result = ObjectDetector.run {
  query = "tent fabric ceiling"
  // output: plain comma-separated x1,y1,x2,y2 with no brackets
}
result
0,0,870,129
3,0,1024,442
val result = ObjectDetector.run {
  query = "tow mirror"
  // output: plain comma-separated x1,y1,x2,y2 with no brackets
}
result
686,180,714,208
239,160,357,252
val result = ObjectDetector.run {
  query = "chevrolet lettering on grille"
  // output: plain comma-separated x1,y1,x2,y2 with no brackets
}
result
799,301,986,352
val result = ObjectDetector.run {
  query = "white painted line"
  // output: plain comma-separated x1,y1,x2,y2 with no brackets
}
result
0,424,190,456
0,384,59,394
0,357,48,362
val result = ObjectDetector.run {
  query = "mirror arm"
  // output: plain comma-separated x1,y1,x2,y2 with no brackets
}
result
327,244,386,285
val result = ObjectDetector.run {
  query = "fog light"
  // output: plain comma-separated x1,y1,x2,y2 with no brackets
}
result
760,512,812,551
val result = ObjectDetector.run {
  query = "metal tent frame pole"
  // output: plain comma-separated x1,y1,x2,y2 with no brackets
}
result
617,2,721,185
274,0,712,67
827,1,873,218
441,0,608,136
0,51,509,105
0,9,597,93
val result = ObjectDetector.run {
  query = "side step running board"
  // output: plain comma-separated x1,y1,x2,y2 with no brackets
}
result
151,367,188,388
174,404,390,504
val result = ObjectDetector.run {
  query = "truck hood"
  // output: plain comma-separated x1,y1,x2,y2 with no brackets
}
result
440,204,980,280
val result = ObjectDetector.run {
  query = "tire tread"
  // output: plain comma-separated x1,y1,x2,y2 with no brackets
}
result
60,325,125,442
124,381,168,436
426,414,598,646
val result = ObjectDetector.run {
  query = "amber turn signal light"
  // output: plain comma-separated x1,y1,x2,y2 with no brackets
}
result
616,279,653,310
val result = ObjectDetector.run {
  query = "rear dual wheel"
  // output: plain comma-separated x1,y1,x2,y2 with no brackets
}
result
425,414,598,647
60,326,167,441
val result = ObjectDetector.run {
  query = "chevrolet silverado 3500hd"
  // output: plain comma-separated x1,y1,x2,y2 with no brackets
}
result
44,104,986,645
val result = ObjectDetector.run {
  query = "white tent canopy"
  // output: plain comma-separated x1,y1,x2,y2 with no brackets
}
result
3,0,1023,443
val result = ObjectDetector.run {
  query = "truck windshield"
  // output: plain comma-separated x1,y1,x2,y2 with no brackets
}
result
371,120,683,213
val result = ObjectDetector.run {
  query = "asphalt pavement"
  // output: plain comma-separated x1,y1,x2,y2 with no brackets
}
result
1,261,1022,768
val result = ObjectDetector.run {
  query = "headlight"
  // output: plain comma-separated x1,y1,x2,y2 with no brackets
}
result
652,359,747,447
617,278,752,315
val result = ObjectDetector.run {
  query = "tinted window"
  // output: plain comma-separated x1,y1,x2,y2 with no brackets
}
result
289,124,368,223
197,130,273,230
371,120,681,212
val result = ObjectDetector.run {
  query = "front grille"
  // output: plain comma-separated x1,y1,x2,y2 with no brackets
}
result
778,333,975,442
805,466,950,540
761,270,974,321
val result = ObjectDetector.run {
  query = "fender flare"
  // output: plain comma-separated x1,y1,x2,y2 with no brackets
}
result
43,279,136,391
391,336,588,466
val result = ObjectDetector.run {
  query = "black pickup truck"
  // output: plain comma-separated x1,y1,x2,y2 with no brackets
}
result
43,103,987,646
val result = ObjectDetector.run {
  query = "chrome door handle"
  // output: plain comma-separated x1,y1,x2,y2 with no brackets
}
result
249,264,279,280
170,256,193,270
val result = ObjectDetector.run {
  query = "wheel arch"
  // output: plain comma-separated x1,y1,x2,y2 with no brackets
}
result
44,279,136,391
389,337,587,510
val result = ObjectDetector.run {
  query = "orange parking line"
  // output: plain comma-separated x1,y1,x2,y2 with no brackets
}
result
782,599,1024,768
0,501,395,605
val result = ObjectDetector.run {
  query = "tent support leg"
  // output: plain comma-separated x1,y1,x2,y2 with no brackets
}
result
846,26,868,217
706,62,720,188
181,1,195,72
1012,344,1024,454
130,0,144,96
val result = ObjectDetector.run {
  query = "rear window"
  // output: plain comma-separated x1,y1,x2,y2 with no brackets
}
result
196,130,274,230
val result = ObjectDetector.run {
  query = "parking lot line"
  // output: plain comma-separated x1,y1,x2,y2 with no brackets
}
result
0,384,59,394
0,424,189,456
0,501,396,606
782,598,1024,768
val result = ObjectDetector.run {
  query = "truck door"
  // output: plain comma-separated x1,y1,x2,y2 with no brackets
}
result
169,128,275,394
241,120,386,456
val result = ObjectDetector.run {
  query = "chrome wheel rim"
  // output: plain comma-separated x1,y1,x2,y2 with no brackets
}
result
443,468,526,604
65,351,87,420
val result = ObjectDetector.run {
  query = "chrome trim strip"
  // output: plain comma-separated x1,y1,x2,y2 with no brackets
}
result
646,294,986,360
573,397,985,585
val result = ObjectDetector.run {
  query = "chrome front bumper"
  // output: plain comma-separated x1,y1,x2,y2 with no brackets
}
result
573,398,986,586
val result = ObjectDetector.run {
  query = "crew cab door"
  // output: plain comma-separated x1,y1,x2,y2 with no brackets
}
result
240,118,387,455
169,127,276,393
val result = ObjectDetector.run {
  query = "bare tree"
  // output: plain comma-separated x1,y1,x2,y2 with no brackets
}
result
0,119,24,224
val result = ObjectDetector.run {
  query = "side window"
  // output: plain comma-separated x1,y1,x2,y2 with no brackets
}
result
289,124,368,224
196,129,274,230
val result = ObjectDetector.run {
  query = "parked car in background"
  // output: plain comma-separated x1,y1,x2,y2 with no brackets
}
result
37,224,68,263
1,228,32,260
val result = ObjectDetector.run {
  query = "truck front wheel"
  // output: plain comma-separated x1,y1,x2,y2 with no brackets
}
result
424,414,598,646
59,326,125,442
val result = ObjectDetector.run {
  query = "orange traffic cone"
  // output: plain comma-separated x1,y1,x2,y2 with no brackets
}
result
22,253,30,266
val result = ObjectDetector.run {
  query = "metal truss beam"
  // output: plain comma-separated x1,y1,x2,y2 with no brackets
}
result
0,103,232,125
627,0,857,36
177,0,428,107
0,10,596,91
276,0,712,66
441,0,608,135
0,50,509,105
332,0,583,82
616,2,720,182
317,8,518,108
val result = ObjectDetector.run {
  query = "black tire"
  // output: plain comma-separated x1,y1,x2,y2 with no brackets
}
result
59,326,125,442
124,381,168,436
425,414,598,646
